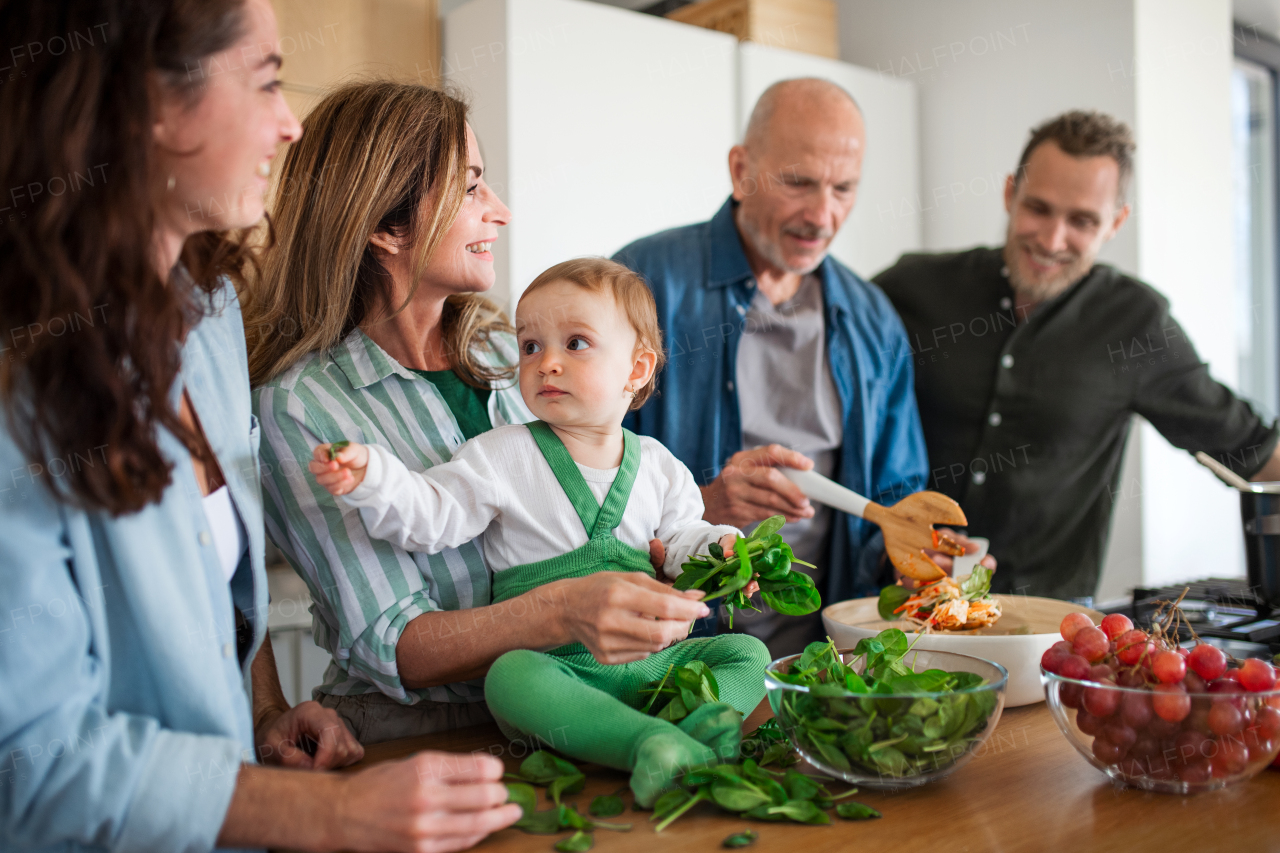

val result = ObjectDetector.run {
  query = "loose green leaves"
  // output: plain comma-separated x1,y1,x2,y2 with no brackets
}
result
509,752,579,784
835,802,882,821
507,782,562,835
508,776,631,848
506,752,585,805
327,439,350,461
651,788,710,832
723,829,760,848
674,517,821,627
555,831,593,852
764,800,830,825
588,790,626,818
653,759,860,833
549,773,586,805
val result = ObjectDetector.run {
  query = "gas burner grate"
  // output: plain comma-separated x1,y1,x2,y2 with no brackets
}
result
1132,577,1262,610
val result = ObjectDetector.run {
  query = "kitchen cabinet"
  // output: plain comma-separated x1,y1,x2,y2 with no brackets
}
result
444,0,920,311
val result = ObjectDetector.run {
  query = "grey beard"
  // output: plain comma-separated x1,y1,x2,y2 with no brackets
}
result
738,212,825,276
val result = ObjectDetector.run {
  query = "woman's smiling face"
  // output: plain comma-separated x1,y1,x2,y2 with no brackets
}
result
152,0,301,234
418,123,511,297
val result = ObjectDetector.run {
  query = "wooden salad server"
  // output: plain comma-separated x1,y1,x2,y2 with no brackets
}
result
782,468,967,581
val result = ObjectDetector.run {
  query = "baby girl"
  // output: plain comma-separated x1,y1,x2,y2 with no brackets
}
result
310,257,771,804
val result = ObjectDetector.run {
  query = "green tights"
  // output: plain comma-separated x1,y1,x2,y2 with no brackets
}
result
485,634,771,806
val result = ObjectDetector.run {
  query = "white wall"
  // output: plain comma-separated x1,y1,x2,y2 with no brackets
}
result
445,0,737,312
446,0,923,310
838,0,1137,268
738,42,921,278
839,0,1245,599
1133,0,1242,588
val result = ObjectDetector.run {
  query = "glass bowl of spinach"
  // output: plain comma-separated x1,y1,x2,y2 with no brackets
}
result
764,631,1008,789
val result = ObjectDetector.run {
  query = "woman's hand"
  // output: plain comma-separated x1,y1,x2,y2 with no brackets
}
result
310,442,370,496
255,701,364,771
332,752,521,853
547,572,711,665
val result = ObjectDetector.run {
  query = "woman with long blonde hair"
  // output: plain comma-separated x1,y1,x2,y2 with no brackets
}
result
248,81,711,743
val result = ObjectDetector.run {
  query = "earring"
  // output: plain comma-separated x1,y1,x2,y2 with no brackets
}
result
166,175,176,192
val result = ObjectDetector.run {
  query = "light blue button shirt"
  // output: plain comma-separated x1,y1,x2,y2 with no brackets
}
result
0,279,267,852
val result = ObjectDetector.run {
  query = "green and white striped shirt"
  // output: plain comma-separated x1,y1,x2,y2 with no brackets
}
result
254,330,532,704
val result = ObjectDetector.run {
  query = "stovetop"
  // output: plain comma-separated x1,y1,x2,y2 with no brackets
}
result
1101,577,1280,660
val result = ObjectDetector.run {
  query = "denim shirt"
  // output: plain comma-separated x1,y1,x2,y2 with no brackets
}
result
615,197,928,602
0,279,266,853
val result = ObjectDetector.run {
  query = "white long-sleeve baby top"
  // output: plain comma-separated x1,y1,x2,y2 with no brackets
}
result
340,424,738,579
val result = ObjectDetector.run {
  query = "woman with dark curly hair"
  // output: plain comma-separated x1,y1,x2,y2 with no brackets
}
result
0,1,519,850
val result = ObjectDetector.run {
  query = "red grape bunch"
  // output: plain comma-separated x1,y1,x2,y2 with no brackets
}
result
1041,608,1280,787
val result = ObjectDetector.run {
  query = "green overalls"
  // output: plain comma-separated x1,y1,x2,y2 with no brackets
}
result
483,422,771,805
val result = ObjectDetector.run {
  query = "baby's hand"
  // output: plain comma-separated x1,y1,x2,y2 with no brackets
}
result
309,441,370,496
720,533,760,597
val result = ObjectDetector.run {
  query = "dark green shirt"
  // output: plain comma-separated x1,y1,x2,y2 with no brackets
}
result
875,247,1279,600
413,369,493,441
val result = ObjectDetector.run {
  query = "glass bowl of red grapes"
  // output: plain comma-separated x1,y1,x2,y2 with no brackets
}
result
1040,600,1280,794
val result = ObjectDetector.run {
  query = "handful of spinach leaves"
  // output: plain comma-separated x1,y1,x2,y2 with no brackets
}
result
674,516,820,627
771,631,998,780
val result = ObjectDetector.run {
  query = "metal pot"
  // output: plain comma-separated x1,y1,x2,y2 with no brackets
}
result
1240,482,1280,609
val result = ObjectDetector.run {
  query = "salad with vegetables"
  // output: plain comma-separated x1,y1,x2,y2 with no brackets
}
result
877,567,1002,631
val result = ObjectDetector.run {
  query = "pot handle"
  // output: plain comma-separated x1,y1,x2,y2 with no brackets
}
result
1244,515,1280,535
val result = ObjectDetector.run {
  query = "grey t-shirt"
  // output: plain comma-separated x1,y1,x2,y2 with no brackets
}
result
731,273,843,653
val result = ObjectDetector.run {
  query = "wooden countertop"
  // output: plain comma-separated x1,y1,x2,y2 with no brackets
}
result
346,701,1280,852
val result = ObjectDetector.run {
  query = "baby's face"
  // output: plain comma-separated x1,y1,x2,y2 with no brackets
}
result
516,281,652,430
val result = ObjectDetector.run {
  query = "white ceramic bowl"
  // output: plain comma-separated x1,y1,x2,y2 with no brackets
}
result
822,595,1103,707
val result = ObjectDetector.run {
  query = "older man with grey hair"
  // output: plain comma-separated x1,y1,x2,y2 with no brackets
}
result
616,79,987,656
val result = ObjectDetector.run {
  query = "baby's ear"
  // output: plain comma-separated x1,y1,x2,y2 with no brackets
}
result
630,346,659,382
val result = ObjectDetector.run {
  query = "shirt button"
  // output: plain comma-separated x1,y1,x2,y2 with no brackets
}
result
726,380,734,392
199,531,212,546
972,471,987,485
988,412,1002,426
1001,354,1014,368
222,642,234,658
999,296,1012,310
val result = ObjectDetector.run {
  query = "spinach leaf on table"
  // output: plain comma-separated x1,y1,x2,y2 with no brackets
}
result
555,830,593,852
836,801,882,821
722,829,760,848
588,789,626,818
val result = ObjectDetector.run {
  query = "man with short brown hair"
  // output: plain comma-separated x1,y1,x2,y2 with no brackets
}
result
876,110,1280,600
